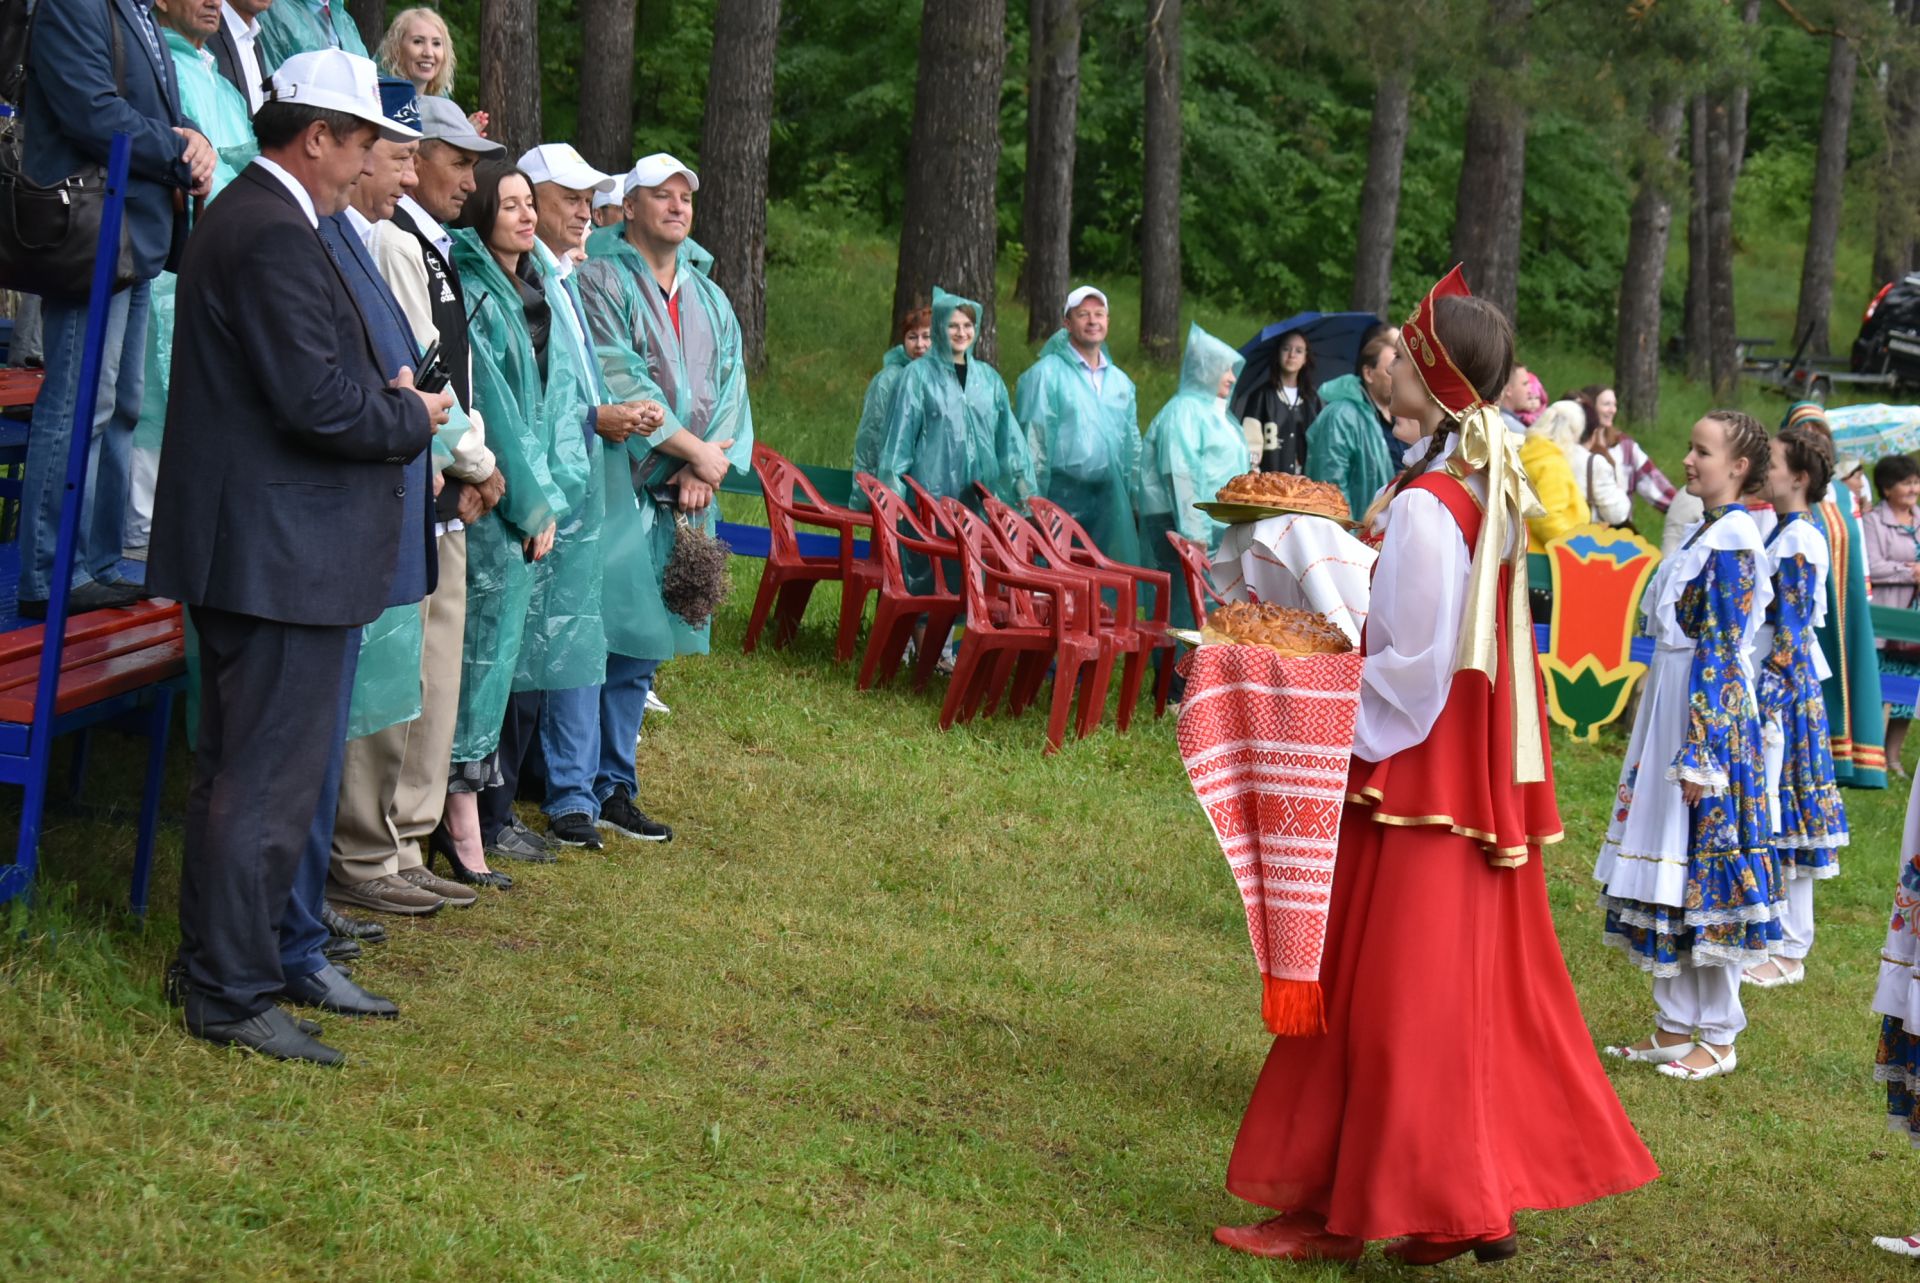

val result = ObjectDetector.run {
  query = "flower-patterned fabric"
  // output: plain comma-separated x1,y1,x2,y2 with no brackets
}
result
1760,511,1848,868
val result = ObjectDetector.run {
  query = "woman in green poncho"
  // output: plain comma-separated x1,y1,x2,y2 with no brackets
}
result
876,286,1037,590
847,305,932,511
437,161,576,887
1137,323,1248,630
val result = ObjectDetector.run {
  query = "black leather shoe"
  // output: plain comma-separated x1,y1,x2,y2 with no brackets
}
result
322,901,388,943
277,963,398,1018
322,935,362,963
186,1006,344,1065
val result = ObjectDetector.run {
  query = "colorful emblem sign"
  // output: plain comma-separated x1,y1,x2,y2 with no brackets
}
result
1537,524,1661,743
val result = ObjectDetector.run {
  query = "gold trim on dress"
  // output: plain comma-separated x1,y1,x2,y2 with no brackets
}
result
1346,790,1564,863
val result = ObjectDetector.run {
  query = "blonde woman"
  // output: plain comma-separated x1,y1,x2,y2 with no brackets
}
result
379,7,456,96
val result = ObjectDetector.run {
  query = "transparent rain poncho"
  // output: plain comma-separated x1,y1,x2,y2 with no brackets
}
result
253,0,370,75
576,233,754,660
1015,327,1142,565
847,344,909,512
1137,323,1248,628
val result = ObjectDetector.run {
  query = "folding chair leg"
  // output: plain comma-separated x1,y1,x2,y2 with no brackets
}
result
938,645,981,730
1044,659,1081,754
1115,650,1147,734
129,686,173,917
834,581,869,663
742,568,783,653
1076,648,1117,740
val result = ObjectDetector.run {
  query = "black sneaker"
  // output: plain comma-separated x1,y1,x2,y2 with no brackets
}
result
548,811,604,849
598,788,672,842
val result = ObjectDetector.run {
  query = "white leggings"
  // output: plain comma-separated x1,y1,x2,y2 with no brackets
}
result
1654,963,1746,1046
1776,872,1816,961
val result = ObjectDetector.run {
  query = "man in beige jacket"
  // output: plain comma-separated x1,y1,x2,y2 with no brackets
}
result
326,95,506,919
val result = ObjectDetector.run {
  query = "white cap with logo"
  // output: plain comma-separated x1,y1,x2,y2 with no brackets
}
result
267,49,420,142
518,144,617,193
622,152,699,196
1064,285,1107,314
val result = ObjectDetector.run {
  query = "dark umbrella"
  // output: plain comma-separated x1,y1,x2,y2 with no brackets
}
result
1231,311,1384,419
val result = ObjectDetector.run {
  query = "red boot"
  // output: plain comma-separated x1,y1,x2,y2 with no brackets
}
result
1213,1213,1365,1261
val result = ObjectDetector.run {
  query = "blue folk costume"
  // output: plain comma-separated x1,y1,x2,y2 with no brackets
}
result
1756,512,1849,868
1594,504,1782,975
1875,778,1920,1143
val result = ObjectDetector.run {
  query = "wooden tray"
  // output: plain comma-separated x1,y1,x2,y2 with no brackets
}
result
1195,500,1358,530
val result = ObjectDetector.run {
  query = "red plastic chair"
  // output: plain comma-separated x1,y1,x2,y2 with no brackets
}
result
853,474,965,692
1167,531,1233,627
1028,496,1179,728
744,443,875,658
938,497,1113,754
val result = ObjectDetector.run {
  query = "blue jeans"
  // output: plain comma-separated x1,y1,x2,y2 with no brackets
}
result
595,653,660,805
541,683,601,818
23,283,149,599
278,628,362,980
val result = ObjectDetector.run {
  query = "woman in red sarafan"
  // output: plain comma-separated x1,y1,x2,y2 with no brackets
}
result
1213,269,1658,1266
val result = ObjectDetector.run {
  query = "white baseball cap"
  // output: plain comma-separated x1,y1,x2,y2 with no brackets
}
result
517,144,616,193
267,49,419,142
622,152,699,195
592,189,621,210
1064,285,1108,313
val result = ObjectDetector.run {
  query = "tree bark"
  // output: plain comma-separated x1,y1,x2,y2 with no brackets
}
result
1685,95,1711,383
480,0,542,159
1727,0,1762,181
1794,32,1858,355
1705,93,1740,397
1875,0,1920,288
893,0,1007,363
350,0,386,57
1449,0,1530,323
1615,97,1683,431
1350,72,1409,316
1020,0,1081,341
699,0,780,373
1139,0,1181,363
578,0,639,175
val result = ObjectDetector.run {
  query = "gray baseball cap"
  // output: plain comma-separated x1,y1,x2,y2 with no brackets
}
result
416,97,505,156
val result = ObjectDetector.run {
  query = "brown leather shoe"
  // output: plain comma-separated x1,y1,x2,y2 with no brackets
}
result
326,873,444,916
395,865,478,908
1213,1215,1364,1261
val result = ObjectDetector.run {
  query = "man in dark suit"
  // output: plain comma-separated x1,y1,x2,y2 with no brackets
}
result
21,0,216,616
209,0,271,111
149,49,450,1065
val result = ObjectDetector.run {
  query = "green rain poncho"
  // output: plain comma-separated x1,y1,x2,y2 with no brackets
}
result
847,344,909,512
448,231,583,762
253,0,369,75
1304,372,1395,519
1137,324,1247,629
511,240,607,694
1015,327,1142,565
576,232,754,660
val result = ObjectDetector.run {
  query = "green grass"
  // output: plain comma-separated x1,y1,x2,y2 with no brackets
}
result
7,216,1920,1280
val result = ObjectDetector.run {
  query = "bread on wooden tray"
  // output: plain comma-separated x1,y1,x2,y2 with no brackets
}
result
1214,472,1352,522
1199,601,1354,656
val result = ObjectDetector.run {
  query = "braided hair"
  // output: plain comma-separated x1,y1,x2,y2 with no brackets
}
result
1703,408,1770,496
1774,420,1835,501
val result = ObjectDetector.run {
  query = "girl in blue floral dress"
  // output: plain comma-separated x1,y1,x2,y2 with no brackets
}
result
1744,425,1848,990
1594,410,1782,1082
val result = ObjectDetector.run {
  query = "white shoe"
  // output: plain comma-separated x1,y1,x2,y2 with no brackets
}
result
1873,1234,1920,1258
1656,1042,1737,1081
1742,957,1805,989
1603,1033,1696,1064
645,690,670,715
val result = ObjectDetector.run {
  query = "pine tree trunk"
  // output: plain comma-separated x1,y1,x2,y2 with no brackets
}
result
1685,95,1711,383
893,0,1007,363
1021,0,1081,342
1875,0,1920,289
1138,0,1181,363
578,0,639,175
1448,0,1530,323
1615,97,1683,430
1350,72,1409,316
1706,93,1740,397
1728,0,1762,180
350,0,386,57
480,0,541,159
1794,32,1858,355
699,0,780,373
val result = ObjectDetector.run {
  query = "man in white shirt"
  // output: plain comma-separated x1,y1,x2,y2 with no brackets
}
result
514,143,663,851
210,0,270,111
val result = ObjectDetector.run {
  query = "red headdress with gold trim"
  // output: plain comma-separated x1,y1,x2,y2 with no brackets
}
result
1400,265,1485,421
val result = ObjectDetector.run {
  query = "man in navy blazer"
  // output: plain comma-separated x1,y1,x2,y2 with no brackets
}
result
149,50,450,1066
20,0,216,616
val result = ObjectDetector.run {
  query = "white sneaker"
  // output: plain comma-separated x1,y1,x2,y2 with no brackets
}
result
645,690,670,715
1873,1234,1920,1258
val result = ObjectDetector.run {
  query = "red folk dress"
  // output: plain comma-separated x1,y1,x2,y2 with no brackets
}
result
1224,469,1658,1241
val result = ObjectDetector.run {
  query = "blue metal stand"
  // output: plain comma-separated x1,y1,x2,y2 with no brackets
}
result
0,133,182,914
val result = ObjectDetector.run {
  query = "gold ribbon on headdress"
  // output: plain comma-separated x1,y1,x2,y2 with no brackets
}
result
1448,404,1547,785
